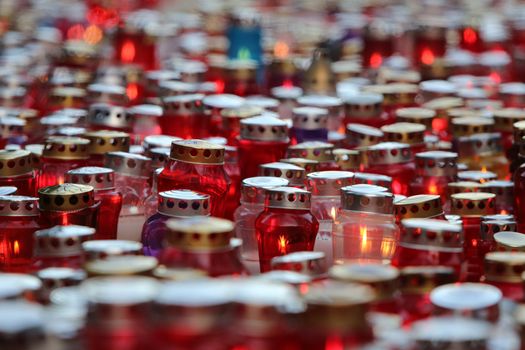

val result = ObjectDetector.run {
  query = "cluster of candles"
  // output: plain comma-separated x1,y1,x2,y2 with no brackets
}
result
5,0,525,349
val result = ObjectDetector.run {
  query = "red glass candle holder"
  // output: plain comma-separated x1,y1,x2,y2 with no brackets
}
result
343,93,390,128
66,167,122,240
485,251,525,302
202,94,246,136
410,151,458,202
87,103,132,133
160,217,247,277
161,94,210,139
0,150,38,196
84,130,130,167
33,225,95,270
223,145,240,220
259,162,306,188
362,142,415,195
220,105,262,144
280,157,320,174
362,21,395,69
38,137,90,189
157,140,230,218
224,59,259,96
255,187,318,272
238,115,289,179
286,141,338,171
414,23,447,68
0,196,41,273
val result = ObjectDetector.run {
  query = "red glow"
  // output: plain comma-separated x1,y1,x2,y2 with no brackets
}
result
87,6,119,28
392,180,402,194
283,79,293,88
325,335,344,350
463,28,478,45
121,40,136,63
370,52,383,68
489,72,501,84
126,83,139,101
421,48,435,65
214,79,225,94
432,118,448,133
67,24,85,40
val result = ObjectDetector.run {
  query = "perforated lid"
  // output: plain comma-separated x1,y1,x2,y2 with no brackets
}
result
400,218,463,251
415,151,458,177
165,216,234,251
265,186,311,210
38,184,95,212
158,190,210,217
239,115,289,142
345,123,383,147
104,152,151,177
35,225,95,257
306,171,354,196
341,184,394,214
287,141,335,163
43,136,90,160
87,103,131,129
362,142,412,166
271,251,327,277
450,192,496,217
0,149,36,177
84,130,130,155
66,167,115,190
259,162,306,187
0,195,39,217
240,177,290,203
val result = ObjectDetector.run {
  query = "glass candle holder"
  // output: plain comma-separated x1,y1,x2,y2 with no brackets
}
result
271,85,303,120
0,150,38,196
333,149,362,172
157,140,230,218
306,170,354,265
394,194,445,225
0,195,40,273
160,216,246,277
86,103,132,132
296,95,343,132
343,93,389,128
33,225,95,270
224,59,259,96
161,94,210,139
220,105,263,144
36,267,86,303
450,192,496,281
493,108,525,155
82,240,143,262
482,180,514,215
271,251,328,280
238,115,290,179
410,151,458,202
361,142,415,195
142,189,210,258
362,20,395,69
381,122,426,154
345,123,383,149
128,104,163,142
396,107,436,133
222,145,240,221
202,94,246,137
457,133,509,179
259,162,306,188
234,176,289,269
83,130,130,167
286,141,338,171
104,152,152,241
66,167,122,240
256,187,319,272
421,97,464,140
333,184,397,265
38,184,100,229
290,106,329,144
413,22,447,68
38,137,90,189
485,251,525,302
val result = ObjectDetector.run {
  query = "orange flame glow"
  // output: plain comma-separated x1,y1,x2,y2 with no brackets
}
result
370,52,383,68
421,48,435,65
330,207,337,221
13,240,19,255
126,83,138,101
83,25,103,45
463,28,477,45
360,226,371,253
278,235,288,254
121,40,136,63
274,41,290,59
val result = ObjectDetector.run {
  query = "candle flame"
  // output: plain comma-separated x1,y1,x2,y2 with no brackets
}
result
500,209,508,215
330,207,337,221
428,182,438,195
13,240,19,255
370,52,383,68
126,83,138,101
274,41,290,59
283,79,293,88
463,27,477,45
421,48,435,65
481,166,487,173
121,40,136,63
278,235,288,254
360,226,371,253
83,25,103,45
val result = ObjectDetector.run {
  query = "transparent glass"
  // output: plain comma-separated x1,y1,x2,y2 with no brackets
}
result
410,175,454,204
223,159,240,220
238,139,289,179
159,112,211,139
0,216,41,273
38,158,88,188
234,201,264,262
115,173,150,241
364,162,415,196
462,217,484,282
311,196,340,266
141,212,171,258
0,172,36,196
333,210,398,265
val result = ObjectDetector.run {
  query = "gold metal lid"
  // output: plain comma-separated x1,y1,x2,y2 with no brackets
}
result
50,87,86,108
38,184,95,212
82,240,143,261
399,266,456,294
451,117,494,137
400,218,463,251
158,190,210,217
0,195,39,217
450,192,496,218
415,151,458,177
271,251,327,277
292,107,329,130
66,167,115,191
85,256,158,277
169,139,224,165
333,149,362,171
343,93,383,119
448,181,481,196
493,108,525,133
152,266,208,281
346,123,383,147
84,130,130,155
341,184,394,214
485,252,525,283
481,220,516,241
362,141,412,166
0,149,36,177
143,135,181,150
42,137,90,160
239,115,289,142
396,107,436,129
302,49,336,94
241,177,290,203
353,172,392,190
493,231,525,252
330,263,399,301
457,170,497,184
362,83,418,106
104,151,151,177
286,141,335,163
265,186,311,210
422,97,464,119
306,171,354,196
0,117,26,137
394,195,443,221
259,162,306,187
162,93,205,116
381,122,426,145
280,158,320,174
459,132,504,158
165,217,234,251
34,225,95,257
87,103,131,129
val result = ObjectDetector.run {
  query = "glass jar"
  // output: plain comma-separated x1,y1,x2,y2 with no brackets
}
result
485,251,525,301
394,194,445,225
142,190,210,258
421,97,464,140
104,151,151,241
220,105,263,144
238,115,290,179
202,94,245,137
160,216,246,277
345,123,383,149
256,187,318,273
36,267,86,303
82,277,160,350
234,176,289,269
362,142,415,195
86,103,132,132
410,151,458,202
82,240,143,262
381,122,427,154
259,162,306,188
450,192,496,281
413,23,447,68
38,137,90,189
296,95,343,132
38,184,100,229
482,180,514,215
128,104,163,142
333,149,363,172
161,94,210,139
343,93,389,128
398,266,456,325
362,20,395,68
271,251,328,280
33,225,95,270
83,130,130,167
0,195,40,273
0,150,38,196
333,184,397,264
493,108,525,155
286,141,338,171
157,140,230,218
224,59,259,96
457,133,509,179
66,167,122,240
144,168,163,219
223,145,240,220
306,171,354,265
290,107,329,144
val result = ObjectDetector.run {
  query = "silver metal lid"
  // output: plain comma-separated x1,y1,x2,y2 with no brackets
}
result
341,184,394,214
240,115,289,142
34,225,95,258
162,93,204,116
353,172,393,190
287,141,335,163
259,162,306,187
158,190,210,217
430,283,501,312
143,135,182,150
400,218,463,251
0,195,39,217
362,142,412,166
82,240,143,261
457,170,497,184
292,107,329,130
481,220,517,241
270,251,327,277
345,123,383,147
457,133,503,158
104,151,151,178
66,167,115,190
241,177,290,203
415,151,458,177
87,103,131,129
306,171,354,196
265,186,311,210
